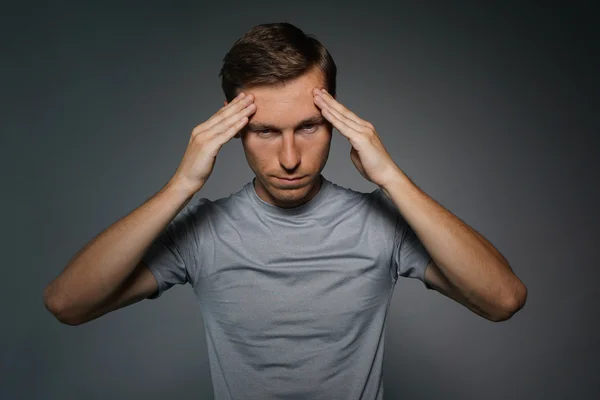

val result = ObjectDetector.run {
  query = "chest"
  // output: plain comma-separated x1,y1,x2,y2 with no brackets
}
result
192,216,395,338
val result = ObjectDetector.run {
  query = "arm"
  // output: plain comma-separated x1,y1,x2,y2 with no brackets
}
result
44,92,256,326
424,259,504,321
311,88,527,322
43,179,197,326
383,171,527,322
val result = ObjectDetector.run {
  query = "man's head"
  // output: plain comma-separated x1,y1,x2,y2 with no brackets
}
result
219,22,337,208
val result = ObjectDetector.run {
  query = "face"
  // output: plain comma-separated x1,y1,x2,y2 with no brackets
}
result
229,67,333,208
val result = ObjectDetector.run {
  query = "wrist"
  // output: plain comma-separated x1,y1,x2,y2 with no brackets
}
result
165,177,203,201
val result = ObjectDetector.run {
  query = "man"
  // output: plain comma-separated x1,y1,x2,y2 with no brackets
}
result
44,22,527,399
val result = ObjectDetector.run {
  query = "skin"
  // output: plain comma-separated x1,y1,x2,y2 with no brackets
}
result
226,67,333,208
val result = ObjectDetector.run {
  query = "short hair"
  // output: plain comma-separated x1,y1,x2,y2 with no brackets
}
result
219,22,337,102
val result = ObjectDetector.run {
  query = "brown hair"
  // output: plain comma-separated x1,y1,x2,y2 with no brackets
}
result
219,22,337,102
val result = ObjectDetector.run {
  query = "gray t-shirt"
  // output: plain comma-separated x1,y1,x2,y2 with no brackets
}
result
143,175,432,399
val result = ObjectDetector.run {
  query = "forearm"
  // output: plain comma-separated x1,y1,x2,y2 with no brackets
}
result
43,179,197,320
381,169,526,313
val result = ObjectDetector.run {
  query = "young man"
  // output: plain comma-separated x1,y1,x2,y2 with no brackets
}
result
44,22,527,399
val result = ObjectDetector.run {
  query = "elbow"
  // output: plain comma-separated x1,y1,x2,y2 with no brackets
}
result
43,285,83,326
490,281,528,322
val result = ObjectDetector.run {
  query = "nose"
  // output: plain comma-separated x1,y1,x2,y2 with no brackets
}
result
278,132,301,171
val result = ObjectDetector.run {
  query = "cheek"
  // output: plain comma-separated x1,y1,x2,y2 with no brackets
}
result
243,138,272,165
313,130,333,152
302,135,331,165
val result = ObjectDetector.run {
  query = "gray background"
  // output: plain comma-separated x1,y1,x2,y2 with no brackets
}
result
2,1,598,399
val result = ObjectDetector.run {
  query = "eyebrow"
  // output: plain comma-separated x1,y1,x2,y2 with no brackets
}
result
245,114,327,132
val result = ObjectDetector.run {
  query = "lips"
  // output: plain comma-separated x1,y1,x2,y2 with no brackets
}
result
275,176,305,185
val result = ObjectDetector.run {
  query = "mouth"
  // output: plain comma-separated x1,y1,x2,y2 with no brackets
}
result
275,176,306,185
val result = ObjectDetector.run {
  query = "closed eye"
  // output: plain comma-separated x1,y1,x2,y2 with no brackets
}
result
251,123,321,137
299,124,317,132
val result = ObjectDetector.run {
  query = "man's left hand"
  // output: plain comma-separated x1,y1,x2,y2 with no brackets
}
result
313,88,400,188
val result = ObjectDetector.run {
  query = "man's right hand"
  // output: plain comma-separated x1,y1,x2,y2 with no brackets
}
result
170,92,256,194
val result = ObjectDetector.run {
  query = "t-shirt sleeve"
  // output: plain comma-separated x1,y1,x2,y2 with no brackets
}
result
142,198,210,299
392,215,434,290
371,188,433,290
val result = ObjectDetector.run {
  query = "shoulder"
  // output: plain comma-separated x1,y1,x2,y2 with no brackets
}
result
170,185,246,237
325,180,374,204
188,182,253,221
328,180,391,203
335,181,397,215
325,180,398,220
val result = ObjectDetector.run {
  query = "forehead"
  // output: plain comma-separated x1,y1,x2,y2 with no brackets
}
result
244,68,325,126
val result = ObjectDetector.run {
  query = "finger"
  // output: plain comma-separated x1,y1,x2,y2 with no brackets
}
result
320,106,356,141
193,95,246,137
314,95,366,133
207,102,256,137
215,114,250,146
215,92,246,117
200,93,254,134
224,91,246,107
315,89,369,127
209,92,250,123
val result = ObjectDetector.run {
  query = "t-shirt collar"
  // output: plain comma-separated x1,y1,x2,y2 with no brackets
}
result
246,174,331,217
